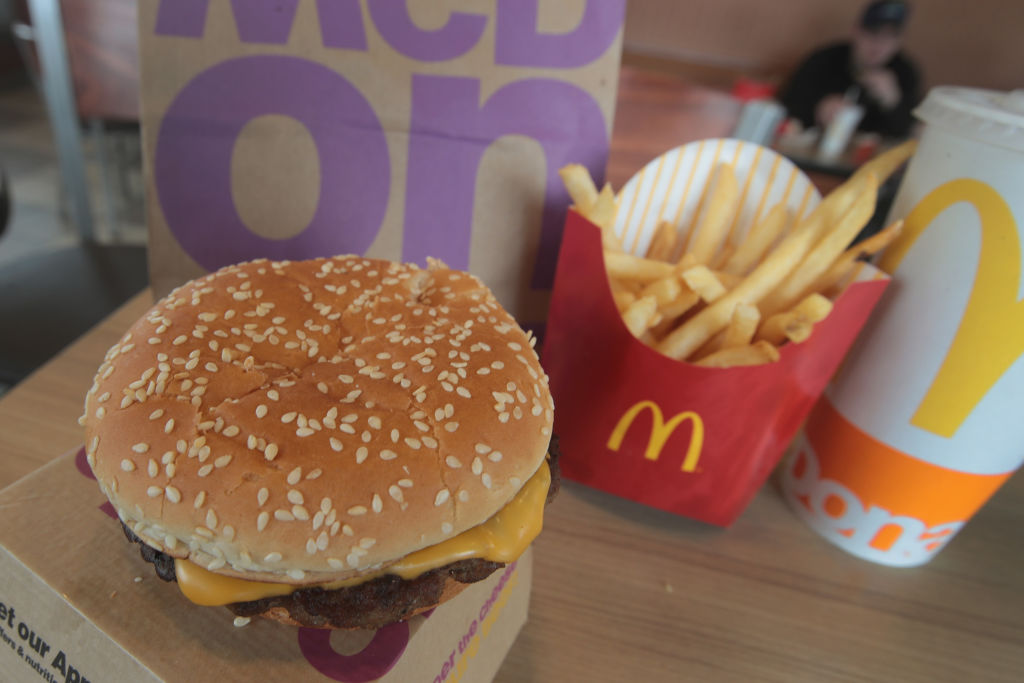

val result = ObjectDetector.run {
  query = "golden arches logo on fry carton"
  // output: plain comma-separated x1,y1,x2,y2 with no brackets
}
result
607,401,704,473
543,139,906,525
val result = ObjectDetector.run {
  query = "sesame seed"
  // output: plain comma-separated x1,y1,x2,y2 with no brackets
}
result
246,435,257,449
287,490,304,505
307,468,322,480
348,505,367,516
194,491,207,508
214,455,232,468
255,404,268,418
475,443,491,454
329,437,343,452
388,485,404,502
164,418,175,434
264,443,279,461
445,456,462,469
296,427,315,437
234,617,251,628
482,473,493,488
327,558,345,569
148,459,159,477
442,522,454,534
471,457,483,475
356,447,368,464
368,416,382,430
281,412,297,423
274,509,294,522
198,464,213,477
488,451,503,462
444,422,459,432
146,486,162,498
264,552,282,563
287,467,302,485
206,510,218,529
422,436,438,449
120,459,135,472
132,442,150,454
257,511,269,531
149,409,164,420
380,449,397,461
434,489,450,506
404,437,421,449
372,494,383,513
458,490,470,502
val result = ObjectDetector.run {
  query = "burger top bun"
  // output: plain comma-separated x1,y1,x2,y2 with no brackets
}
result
83,256,553,585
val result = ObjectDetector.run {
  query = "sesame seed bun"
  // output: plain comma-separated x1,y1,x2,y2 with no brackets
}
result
83,256,553,586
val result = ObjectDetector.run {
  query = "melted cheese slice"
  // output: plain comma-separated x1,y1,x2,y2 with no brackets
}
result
175,460,551,606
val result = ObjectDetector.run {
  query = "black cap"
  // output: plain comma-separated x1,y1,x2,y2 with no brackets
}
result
860,1,909,30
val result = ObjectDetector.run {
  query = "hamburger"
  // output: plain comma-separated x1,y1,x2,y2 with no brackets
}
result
81,255,558,629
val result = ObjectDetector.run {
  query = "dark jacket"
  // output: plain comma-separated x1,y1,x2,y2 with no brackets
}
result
779,43,920,137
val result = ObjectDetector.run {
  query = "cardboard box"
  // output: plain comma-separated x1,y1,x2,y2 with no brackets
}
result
0,448,531,682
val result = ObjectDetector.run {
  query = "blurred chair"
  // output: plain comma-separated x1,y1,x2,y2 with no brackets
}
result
12,0,140,243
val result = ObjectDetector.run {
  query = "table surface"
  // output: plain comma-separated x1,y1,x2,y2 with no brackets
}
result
2,66,1021,682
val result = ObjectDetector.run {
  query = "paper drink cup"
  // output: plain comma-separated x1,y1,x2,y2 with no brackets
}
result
781,87,1024,566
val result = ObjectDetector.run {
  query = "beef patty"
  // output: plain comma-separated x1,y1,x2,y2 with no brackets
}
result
122,443,560,629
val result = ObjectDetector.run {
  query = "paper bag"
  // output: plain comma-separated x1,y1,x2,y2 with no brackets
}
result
138,0,626,325
542,140,890,526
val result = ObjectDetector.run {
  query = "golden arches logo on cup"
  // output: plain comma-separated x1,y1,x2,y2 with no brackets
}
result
879,179,1023,438
606,400,704,473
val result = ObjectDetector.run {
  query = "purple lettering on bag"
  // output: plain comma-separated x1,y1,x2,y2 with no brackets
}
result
297,621,410,682
405,75,608,288
367,0,486,61
319,0,368,50
154,0,210,38
495,0,625,68
155,56,389,270
155,0,366,49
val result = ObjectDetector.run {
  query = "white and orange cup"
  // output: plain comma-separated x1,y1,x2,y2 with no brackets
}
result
781,87,1024,566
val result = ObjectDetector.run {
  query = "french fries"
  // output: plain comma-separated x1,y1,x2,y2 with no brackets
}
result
696,341,780,368
561,141,913,368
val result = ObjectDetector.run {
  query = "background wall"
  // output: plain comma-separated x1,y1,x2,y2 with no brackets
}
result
623,0,1023,92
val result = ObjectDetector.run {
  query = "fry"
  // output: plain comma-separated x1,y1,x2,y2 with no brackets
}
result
687,164,738,264
640,275,683,307
611,290,636,312
760,173,878,316
559,164,599,213
590,183,618,232
807,220,903,296
721,204,791,275
646,220,678,261
656,214,823,361
681,265,728,303
711,270,743,289
604,252,676,283
695,341,780,368
758,294,834,345
850,140,917,187
721,303,761,349
657,290,701,320
621,296,658,338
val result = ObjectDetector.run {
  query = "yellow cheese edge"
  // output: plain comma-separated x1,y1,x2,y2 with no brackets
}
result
175,460,551,606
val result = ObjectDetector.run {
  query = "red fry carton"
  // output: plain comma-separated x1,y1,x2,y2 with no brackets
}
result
542,140,890,526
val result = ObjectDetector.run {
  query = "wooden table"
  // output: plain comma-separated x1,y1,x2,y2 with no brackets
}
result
2,67,1022,682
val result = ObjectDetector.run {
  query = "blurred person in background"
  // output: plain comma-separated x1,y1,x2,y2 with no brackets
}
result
779,1,921,138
